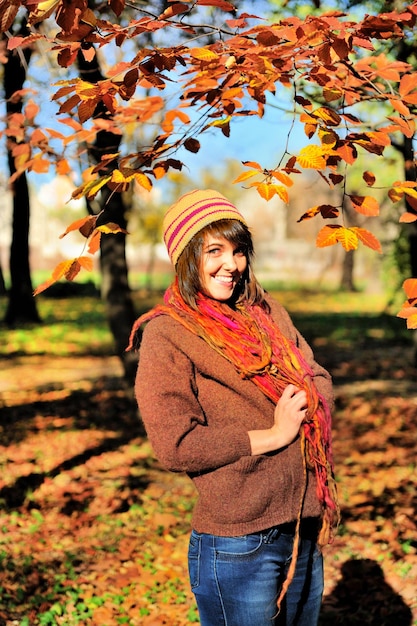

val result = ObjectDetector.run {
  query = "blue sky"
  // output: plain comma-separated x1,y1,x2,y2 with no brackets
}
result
172,89,307,181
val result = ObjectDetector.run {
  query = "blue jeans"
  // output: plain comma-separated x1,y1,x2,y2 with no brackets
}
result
187,520,323,626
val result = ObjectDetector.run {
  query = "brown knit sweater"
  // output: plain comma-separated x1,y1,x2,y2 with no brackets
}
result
135,296,334,537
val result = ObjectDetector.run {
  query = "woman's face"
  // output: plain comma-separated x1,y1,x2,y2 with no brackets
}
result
200,234,247,302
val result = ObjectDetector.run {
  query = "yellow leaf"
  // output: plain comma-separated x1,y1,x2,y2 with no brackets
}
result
297,145,327,170
75,80,101,99
233,170,258,184
403,187,417,199
209,116,232,128
316,225,358,251
72,175,112,200
388,187,404,203
28,0,61,24
97,222,128,235
253,182,277,201
190,48,219,62
134,172,152,191
111,169,133,183
272,184,289,203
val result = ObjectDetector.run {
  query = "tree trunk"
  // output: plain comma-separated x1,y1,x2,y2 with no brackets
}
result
77,48,138,383
339,197,357,292
340,252,357,292
401,136,417,366
0,264,6,295
97,188,139,384
3,26,40,326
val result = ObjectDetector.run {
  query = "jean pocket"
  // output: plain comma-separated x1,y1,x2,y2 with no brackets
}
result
214,533,264,562
188,530,201,589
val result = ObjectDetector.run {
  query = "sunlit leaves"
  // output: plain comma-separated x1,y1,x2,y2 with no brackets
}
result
197,0,236,9
190,48,219,62
233,162,293,202
2,0,417,325
250,182,289,203
349,195,380,217
397,278,417,329
399,212,417,224
33,257,94,295
298,205,339,222
297,145,327,170
159,2,189,19
388,181,417,213
316,225,382,253
59,216,97,240
161,109,191,133
28,0,61,25
72,175,113,200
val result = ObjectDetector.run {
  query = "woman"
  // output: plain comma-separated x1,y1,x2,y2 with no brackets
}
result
128,189,339,626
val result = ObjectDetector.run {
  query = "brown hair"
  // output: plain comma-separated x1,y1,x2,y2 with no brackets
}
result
175,219,268,310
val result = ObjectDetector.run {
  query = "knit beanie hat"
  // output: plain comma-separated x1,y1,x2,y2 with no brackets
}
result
163,189,247,266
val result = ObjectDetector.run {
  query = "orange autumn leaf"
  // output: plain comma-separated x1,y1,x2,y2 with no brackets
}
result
403,277,417,301
60,215,97,239
351,227,382,253
33,257,94,295
397,306,417,329
87,230,102,255
316,225,359,251
399,212,417,223
349,195,380,216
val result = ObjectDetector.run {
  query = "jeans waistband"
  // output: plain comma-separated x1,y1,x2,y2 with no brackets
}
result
260,518,320,544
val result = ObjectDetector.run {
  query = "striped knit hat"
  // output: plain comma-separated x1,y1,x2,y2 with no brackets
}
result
163,189,247,266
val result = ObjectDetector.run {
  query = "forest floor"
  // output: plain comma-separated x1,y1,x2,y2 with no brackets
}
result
0,293,416,625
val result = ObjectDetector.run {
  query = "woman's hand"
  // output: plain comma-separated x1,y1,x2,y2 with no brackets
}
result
248,384,307,456
271,384,307,448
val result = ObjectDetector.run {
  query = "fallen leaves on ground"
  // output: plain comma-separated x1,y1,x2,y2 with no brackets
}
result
0,343,416,625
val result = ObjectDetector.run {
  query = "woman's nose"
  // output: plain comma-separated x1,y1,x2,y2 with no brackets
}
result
222,252,237,270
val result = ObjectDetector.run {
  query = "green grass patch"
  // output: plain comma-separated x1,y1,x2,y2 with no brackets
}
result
1,286,410,359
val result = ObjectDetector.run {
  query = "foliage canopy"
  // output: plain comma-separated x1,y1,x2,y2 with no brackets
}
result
1,0,417,324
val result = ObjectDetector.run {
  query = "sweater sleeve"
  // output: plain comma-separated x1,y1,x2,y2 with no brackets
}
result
135,318,252,474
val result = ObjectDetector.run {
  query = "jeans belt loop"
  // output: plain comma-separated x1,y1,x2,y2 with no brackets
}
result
263,526,281,544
